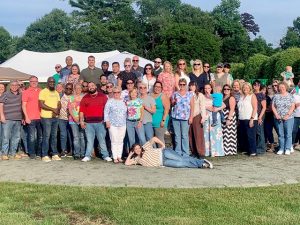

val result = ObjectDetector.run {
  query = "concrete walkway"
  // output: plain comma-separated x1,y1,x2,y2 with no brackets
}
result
0,151,299,188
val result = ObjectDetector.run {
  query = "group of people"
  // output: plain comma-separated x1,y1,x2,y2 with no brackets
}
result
0,54,298,170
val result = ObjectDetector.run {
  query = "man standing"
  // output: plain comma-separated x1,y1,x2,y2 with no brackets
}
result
22,76,42,159
107,62,120,87
153,58,163,77
80,82,111,162
79,55,103,87
58,83,73,157
118,60,137,90
131,56,144,81
0,80,23,160
53,64,62,86
61,56,73,84
39,77,61,162
101,61,111,77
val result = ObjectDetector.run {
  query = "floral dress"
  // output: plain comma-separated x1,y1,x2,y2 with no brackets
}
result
203,96,225,157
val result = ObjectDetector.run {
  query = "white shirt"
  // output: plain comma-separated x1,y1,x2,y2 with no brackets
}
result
238,94,258,120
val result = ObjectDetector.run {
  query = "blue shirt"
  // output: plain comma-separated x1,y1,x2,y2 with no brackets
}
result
211,93,223,107
171,91,193,120
104,98,127,127
60,67,71,84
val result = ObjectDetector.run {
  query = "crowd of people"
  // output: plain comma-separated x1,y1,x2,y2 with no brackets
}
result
0,55,298,170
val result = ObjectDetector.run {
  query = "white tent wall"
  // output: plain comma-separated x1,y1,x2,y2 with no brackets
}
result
1,50,154,82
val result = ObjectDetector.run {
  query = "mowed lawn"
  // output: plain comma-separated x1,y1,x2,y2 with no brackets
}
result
0,182,300,225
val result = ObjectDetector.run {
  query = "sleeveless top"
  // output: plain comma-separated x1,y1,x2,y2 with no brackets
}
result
152,94,169,128
223,96,230,110
237,94,258,120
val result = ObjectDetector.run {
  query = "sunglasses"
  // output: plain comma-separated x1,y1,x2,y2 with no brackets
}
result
65,87,73,90
139,87,147,89
179,83,186,86
82,85,88,88
179,63,186,66
124,65,131,67
55,66,61,69
145,68,152,70
106,85,113,88
113,91,121,94
194,63,201,66
204,66,210,68
223,88,231,91
127,82,134,85
154,61,161,63
132,60,139,62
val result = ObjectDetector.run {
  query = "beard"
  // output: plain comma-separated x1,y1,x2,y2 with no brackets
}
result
89,89,97,94
48,86,55,91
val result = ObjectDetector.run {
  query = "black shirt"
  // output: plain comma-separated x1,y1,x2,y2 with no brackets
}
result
118,71,137,90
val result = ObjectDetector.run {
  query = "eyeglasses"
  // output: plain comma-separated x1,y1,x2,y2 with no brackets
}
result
82,85,88,88
179,83,186,86
106,85,113,88
179,63,186,66
194,64,201,66
223,88,231,91
127,82,134,85
145,67,152,70
154,61,161,63
113,91,121,94
139,87,147,89
124,65,131,67
55,66,61,69
204,65,210,68
132,60,139,62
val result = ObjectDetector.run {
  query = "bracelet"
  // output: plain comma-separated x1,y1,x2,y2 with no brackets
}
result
162,120,165,122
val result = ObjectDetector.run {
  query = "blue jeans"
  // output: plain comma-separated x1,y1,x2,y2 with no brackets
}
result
85,122,109,159
58,119,72,152
20,125,29,153
172,118,189,156
27,119,43,157
126,120,146,148
163,149,204,168
0,123,3,155
143,122,154,142
41,118,59,157
256,123,266,154
70,123,85,157
1,120,21,156
292,117,300,144
275,118,294,151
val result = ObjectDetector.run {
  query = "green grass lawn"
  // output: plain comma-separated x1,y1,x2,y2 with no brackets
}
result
0,182,300,225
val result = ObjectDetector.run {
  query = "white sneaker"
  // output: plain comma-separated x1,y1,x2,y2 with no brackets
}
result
203,159,213,169
81,156,91,162
277,150,284,155
104,157,112,162
285,150,291,155
291,146,294,153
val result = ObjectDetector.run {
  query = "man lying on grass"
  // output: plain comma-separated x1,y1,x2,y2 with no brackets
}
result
125,137,213,168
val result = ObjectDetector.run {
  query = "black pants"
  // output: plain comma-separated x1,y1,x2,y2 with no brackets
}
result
239,120,257,154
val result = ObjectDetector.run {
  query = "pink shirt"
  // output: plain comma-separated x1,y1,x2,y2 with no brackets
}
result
157,72,175,98
22,87,41,120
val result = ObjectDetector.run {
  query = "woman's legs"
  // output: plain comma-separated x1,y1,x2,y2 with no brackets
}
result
162,149,204,168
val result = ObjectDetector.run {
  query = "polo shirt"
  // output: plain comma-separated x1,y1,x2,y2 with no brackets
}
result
80,92,108,123
79,67,103,85
39,88,60,119
22,87,41,120
0,91,22,120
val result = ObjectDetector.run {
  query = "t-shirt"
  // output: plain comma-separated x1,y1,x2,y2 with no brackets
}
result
0,91,22,121
80,92,107,123
53,73,61,85
38,88,60,119
272,93,295,119
79,67,103,85
134,140,162,167
255,93,266,116
171,91,193,120
22,87,41,120
104,98,127,127
127,98,143,120
59,94,71,120
141,95,156,124
131,66,144,81
68,95,83,124
61,67,71,84
211,93,223,107
119,71,137,90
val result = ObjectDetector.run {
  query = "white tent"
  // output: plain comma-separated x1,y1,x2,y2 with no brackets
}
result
1,50,154,82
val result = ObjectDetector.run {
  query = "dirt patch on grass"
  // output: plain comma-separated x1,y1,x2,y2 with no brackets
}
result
63,209,114,225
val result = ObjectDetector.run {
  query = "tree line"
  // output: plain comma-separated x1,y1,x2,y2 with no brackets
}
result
0,0,300,80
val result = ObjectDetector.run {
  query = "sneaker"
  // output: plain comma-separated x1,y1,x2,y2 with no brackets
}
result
250,153,257,157
52,155,61,161
2,155,9,160
285,150,291,155
203,159,213,169
291,146,294,153
81,156,91,162
277,150,284,155
104,156,112,162
42,156,51,162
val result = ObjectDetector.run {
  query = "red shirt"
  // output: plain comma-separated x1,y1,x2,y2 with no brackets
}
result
22,87,41,120
80,92,107,123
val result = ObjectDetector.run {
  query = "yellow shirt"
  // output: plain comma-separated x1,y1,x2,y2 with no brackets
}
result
39,88,60,118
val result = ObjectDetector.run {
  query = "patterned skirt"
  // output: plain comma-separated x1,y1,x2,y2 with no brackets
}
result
222,109,237,155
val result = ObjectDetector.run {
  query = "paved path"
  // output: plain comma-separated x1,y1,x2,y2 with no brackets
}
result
0,151,299,188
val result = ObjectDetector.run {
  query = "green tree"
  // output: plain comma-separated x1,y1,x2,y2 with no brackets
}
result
0,27,12,63
244,54,269,80
248,36,274,57
17,9,72,52
280,17,300,49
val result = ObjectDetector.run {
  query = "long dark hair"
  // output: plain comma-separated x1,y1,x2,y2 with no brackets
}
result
189,81,199,98
144,63,155,76
129,144,144,158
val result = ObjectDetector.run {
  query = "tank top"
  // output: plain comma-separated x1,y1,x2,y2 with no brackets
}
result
152,94,169,128
215,73,228,88
223,96,230,110
238,94,258,120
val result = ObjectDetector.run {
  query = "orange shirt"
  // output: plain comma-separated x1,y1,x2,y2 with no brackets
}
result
22,87,41,120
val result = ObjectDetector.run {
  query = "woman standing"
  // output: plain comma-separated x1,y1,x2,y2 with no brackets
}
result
151,81,170,146
142,64,156,94
139,83,156,141
126,88,146,148
203,84,225,157
175,59,190,91
238,82,258,156
68,83,85,159
222,84,237,155
189,59,204,91
264,85,275,152
171,78,194,156
66,64,81,87
157,61,175,99
272,82,295,155
214,63,231,88
188,82,206,157
104,86,127,163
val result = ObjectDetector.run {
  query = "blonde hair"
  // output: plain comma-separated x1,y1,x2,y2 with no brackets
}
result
192,59,203,74
242,82,253,95
232,79,241,89
163,61,173,73
129,87,138,99
278,81,289,90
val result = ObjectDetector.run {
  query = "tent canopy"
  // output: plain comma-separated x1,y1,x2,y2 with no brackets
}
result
0,67,32,81
1,49,154,82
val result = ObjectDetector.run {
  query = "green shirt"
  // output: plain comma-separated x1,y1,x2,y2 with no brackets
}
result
52,73,60,86
79,67,103,85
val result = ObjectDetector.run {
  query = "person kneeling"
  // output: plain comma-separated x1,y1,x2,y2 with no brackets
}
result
125,137,213,169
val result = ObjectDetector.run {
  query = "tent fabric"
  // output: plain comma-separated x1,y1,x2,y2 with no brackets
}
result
1,49,154,82
0,67,32,81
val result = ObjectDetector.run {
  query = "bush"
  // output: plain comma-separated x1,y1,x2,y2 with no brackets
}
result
244,54,269,80
230,63,245,79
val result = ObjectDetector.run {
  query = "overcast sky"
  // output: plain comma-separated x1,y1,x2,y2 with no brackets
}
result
0,0,299,46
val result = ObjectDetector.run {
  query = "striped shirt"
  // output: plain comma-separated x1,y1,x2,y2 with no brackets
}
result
135,141,162,167
0,91,22,120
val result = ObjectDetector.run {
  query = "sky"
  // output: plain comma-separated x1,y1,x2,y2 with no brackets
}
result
0,0,299,47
